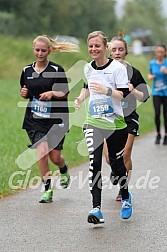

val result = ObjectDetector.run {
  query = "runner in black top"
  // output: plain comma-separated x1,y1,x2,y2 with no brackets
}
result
103,32,149,201
20,35,79,203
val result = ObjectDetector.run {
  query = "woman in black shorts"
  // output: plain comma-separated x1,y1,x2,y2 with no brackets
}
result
104,32,149,200
20,35,78,202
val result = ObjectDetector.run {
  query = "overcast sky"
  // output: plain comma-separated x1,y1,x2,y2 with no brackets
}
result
115,0,167,18
161,0,167,16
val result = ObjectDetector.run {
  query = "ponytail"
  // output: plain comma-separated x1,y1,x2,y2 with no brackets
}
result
33,35,80,53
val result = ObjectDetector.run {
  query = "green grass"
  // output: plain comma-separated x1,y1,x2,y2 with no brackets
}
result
126,54,155,135
0,35,88,79
0,79,88,197
0,35,156,197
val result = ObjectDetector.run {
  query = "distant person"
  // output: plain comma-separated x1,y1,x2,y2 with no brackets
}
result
20,35,79,203
103,32,149,201
75,31,133,224
148,44,167,145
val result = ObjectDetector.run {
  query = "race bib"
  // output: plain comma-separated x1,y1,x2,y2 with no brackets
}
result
154,80,166,91
31,98,51,118
90,97,114,118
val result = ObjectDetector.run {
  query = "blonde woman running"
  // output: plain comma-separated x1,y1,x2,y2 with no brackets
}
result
20,35,79,203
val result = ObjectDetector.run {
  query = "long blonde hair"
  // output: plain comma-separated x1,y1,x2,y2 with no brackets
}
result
33,35,80,53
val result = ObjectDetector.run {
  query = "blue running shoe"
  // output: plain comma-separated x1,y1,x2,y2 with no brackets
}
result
121,192,133,219
87,208,105,224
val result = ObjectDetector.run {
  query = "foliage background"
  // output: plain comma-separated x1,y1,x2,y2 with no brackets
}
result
0,0,164,196
0,35,155,197
0,0,166,44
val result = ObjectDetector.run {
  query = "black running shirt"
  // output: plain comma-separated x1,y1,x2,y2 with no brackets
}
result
20,61,69,133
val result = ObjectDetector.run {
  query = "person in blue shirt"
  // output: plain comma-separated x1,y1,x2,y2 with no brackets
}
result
148,45,167,145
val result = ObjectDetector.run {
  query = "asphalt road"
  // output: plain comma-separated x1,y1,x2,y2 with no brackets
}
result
0,132,167,252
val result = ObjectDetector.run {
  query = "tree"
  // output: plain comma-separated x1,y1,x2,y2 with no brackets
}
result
117,0,167,44
0,11,16,35
0,0,118,39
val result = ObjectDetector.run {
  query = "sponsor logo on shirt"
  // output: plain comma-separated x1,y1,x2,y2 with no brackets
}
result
103,72,112,74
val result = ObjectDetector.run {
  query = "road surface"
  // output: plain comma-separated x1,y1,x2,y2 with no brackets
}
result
0,132,167,252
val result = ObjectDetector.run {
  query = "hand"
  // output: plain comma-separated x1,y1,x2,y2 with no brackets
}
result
89,82,108,94
39,91,53,100
128,83,134,92
129,83,144,100
20,85,28,99
148,73,155,81
75,97,82,110
160,66,167,74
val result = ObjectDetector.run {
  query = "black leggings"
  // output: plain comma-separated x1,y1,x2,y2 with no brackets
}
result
83,125,128,208
153,96,167,133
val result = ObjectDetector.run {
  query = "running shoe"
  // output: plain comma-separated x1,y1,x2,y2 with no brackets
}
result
155,134,161,144
163,136,167,145
60,164,70,189
39,189,53,203
87,208,105,224
116,190,122,201
110,171,119,185
121,192,133,219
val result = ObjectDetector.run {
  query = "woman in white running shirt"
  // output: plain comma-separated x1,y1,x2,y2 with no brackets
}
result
75,31,133,224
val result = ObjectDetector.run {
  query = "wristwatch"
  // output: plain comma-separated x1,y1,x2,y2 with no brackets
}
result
106,87,112,96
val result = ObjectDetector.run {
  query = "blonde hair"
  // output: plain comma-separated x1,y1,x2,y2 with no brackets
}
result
87,31,108,46
33,35,80,53
108,31,128,55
